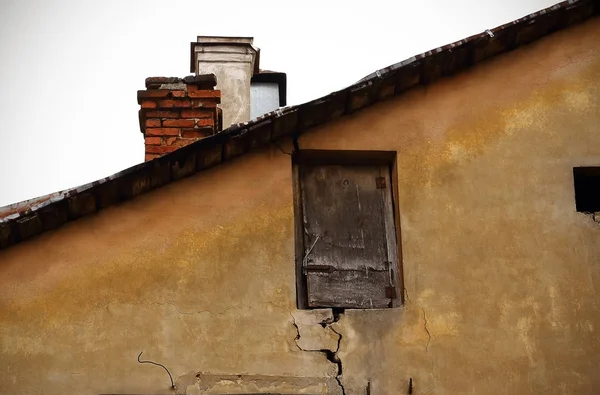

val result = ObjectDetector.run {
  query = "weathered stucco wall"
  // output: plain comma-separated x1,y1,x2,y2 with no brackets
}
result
1,18,599,395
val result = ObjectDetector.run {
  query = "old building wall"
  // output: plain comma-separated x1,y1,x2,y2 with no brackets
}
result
297,17,600,394
0,17,599,395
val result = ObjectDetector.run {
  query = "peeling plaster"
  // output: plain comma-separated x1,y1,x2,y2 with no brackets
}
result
177,371,333,395
291,309,346,395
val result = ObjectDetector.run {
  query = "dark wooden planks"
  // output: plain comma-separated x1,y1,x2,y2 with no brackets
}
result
300,165,389,271
307,270,392,308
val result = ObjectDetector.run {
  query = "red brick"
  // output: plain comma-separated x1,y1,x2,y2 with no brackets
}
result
141,101,157,109
145,119,161,127
191,99,219,108
145,110,180,119
145,136,161,145
145,127,180,137
158,99,191,108
172,139,195,148
187,89,221,99
181,109,214,118
138,89,170,99
163,137,178,146
145,77,180,86
146,145,179,154
196,118,214,127
163,119,196,128
145,153,160,161
171,90,186,98
181,128,212,139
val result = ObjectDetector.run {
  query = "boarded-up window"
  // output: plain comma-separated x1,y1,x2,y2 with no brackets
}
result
293,151,401,309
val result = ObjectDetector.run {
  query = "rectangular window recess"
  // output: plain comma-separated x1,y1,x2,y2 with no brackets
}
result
292,150,404,310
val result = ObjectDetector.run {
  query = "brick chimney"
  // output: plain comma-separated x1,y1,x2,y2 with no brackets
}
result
138,74,222,161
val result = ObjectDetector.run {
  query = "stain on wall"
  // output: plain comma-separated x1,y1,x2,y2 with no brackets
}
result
0,17,599,395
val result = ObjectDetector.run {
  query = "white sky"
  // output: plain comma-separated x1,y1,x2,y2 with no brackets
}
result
0,0,557,207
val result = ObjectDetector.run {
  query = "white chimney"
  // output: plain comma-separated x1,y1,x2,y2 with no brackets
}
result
191,36,259,128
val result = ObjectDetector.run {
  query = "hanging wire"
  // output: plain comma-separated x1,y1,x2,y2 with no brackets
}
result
302,235,320,267
137,351,175,389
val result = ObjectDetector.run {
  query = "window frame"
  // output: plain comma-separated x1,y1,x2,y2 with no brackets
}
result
292,150,404,309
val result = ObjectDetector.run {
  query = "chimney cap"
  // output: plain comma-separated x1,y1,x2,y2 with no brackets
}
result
190,36,260,74
196,36,254,45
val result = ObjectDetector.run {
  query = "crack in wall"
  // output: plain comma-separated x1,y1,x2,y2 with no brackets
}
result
97,300,242,317
328,325,345,395
403,287,412,304
291,309,346,395
274,141,293,156
420,307,438,393
422,307,432,352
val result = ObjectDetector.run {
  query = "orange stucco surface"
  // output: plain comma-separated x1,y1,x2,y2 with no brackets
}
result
1,17,599,395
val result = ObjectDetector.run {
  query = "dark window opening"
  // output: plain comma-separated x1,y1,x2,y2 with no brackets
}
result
573,167,600,213
292,150,403,310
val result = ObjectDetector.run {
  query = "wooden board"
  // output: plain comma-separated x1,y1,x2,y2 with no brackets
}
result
300,165,389,271
300,164,395,308
307,270,391,308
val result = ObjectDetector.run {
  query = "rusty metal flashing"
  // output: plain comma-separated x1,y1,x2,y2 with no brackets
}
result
0,0,598,250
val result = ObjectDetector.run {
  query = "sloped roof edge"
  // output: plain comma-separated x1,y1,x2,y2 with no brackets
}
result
0,0,598,250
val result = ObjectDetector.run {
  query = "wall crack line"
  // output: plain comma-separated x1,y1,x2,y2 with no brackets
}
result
289,313,303,352
150,301,240,317
328,324,346,395
290,310,346,395
403,287,412,304
95,300,241,317
422,307,432,352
